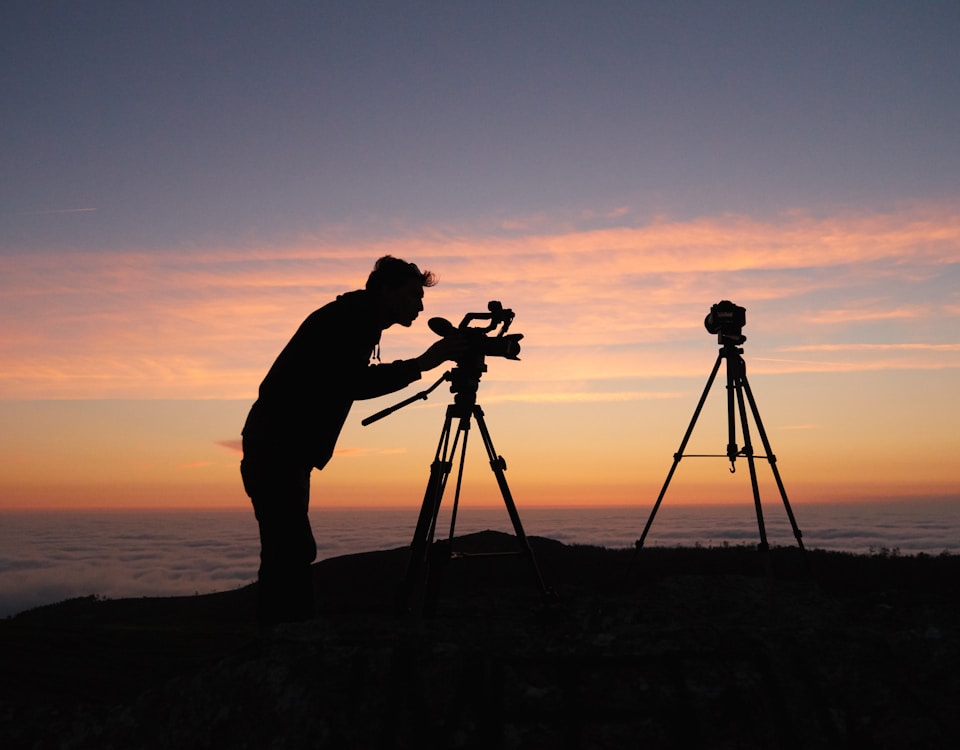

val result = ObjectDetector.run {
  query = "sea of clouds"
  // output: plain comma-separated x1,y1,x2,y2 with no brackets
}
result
1,501,957,618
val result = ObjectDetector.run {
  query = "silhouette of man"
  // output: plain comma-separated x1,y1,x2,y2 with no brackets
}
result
241,256,464,628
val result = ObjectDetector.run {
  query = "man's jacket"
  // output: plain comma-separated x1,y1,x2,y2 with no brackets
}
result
242,289,422,469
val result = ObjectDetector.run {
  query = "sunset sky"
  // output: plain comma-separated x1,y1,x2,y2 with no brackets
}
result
2,1,958,514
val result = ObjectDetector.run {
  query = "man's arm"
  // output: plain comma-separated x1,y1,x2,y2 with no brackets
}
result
351,338,466,400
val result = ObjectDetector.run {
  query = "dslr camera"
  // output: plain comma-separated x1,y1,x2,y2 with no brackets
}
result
704,300,747,345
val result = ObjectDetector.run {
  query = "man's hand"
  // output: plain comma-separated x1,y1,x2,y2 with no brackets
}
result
414,336,468,372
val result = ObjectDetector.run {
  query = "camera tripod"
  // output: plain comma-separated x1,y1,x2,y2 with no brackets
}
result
364,362,548,614
634,340,807,561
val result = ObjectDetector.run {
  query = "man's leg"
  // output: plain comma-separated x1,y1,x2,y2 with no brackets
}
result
241,455,317,628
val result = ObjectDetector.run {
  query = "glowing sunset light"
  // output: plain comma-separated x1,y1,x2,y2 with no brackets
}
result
2,206,957,402
1,2,958,513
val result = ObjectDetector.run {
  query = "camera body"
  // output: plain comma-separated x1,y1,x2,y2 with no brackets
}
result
429,301,523,365
704,300,747,345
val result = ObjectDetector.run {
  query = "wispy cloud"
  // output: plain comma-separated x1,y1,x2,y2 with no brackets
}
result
6,207,97,216
335,447,408,457
808,305,940,323
1,204,957,399
478,390,688,404
781,343,960,351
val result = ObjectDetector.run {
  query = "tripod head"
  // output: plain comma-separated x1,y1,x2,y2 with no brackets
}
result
445,360,486,404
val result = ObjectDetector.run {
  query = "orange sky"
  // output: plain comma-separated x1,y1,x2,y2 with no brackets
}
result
1,205,958,512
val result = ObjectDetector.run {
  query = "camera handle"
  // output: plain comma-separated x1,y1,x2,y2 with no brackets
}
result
361,372,451,426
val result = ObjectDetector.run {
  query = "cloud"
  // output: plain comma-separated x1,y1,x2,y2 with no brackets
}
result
0,511,262,617
809,305,939,324
1,203,957,399
478,390,687,404
8,207,97,216
335,447,408,457
781,343,960,352
2,502,957,616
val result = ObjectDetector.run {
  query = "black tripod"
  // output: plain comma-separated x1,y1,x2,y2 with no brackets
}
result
634,339,806,559
364,361,547,614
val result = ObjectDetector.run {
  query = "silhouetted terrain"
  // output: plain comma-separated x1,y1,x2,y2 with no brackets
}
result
2,533,958,749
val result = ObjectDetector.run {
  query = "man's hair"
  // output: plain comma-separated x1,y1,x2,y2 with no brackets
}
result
365,255,437,292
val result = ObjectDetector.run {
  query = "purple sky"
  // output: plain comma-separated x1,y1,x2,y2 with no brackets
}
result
4,1,958,250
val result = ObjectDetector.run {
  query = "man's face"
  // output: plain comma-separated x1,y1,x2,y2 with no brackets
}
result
381,281,425,328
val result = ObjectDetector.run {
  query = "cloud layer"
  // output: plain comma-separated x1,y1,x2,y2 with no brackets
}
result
2,501,957,617
1,204,958,400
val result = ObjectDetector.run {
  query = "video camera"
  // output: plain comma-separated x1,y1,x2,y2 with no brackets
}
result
704,300,747,345
429,301,523,363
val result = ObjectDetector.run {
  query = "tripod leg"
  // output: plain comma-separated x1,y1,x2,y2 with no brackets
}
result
732,364,770,554
402,407,457,611
446,417,471,543
472,406,548,597
635,352,725,552
739,368,807,555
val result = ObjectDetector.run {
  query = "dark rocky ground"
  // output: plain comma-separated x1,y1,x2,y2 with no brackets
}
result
1,532,958,749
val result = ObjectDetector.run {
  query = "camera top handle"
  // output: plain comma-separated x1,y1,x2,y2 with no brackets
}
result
460,300,515,337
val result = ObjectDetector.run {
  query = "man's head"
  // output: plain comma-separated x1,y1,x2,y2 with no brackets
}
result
366,255,438,328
